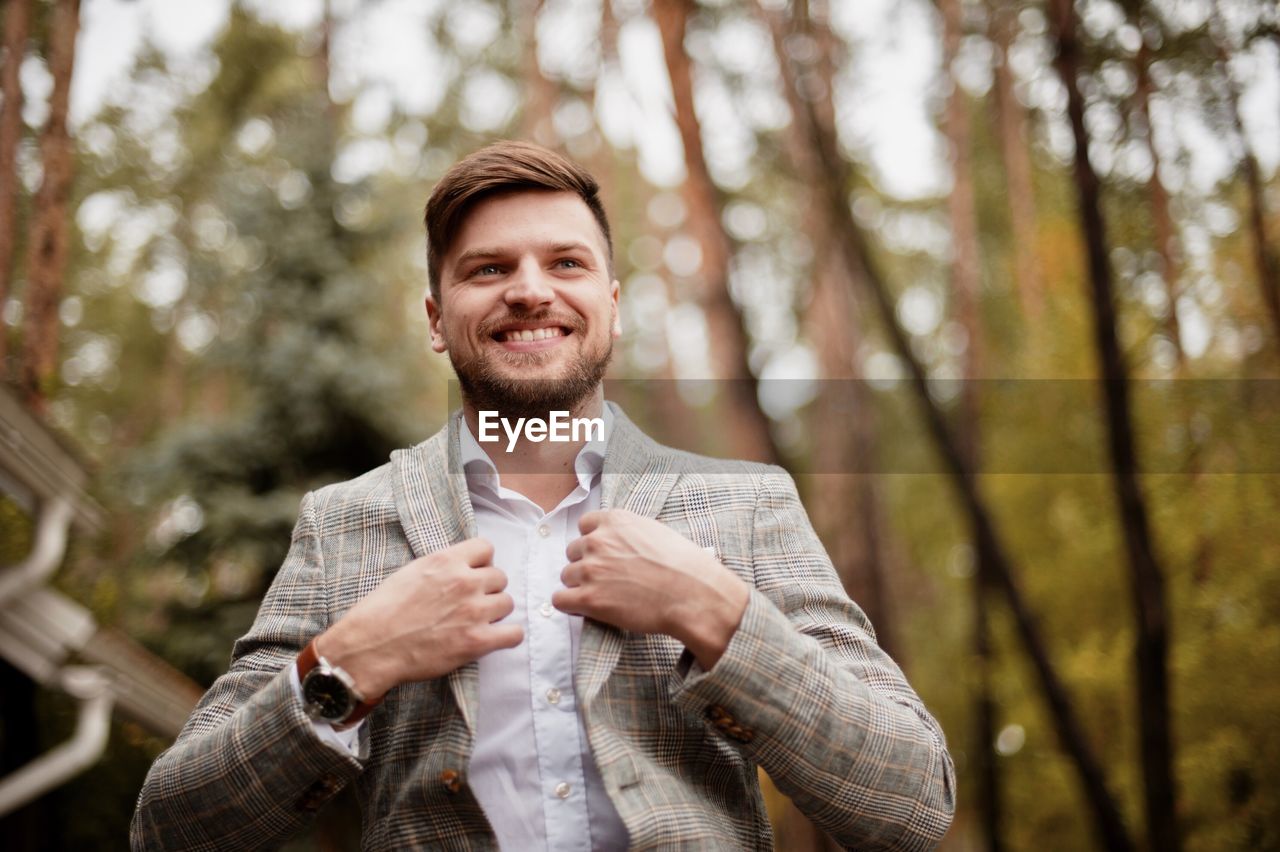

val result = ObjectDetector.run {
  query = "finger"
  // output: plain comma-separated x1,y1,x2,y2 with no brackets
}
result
560,562,583,588
565,536,586,562
453,537,495,567
474,566,508,594
481,591,515,622
481,623,524,651
552,587,587,616
577,510,606,535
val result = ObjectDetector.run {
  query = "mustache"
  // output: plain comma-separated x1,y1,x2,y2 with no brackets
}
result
476,309,586,338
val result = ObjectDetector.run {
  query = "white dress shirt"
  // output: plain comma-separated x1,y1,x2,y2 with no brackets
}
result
293,408,629,851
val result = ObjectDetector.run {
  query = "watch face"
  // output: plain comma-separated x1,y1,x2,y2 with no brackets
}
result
303,672,353,721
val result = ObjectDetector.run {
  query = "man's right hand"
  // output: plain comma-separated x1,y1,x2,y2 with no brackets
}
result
313,537,520,700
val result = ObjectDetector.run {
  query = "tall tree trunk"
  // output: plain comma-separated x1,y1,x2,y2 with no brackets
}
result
0,0,31,374
651,0,781,466
315,0,339,127
520,0,558,146
941,0,982,400
972,563,1003,852
802,0,898,662
18,0,80,405
1208,2,1280,350
1047,0,1179,848
1134,40,1184,363
940,0,1004,847
763,5,1136,849
583,1,698,446
807,235,898,661
1114,0,1186,365
989,0,1042,319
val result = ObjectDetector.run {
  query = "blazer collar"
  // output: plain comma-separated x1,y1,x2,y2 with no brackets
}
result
389,401,680,733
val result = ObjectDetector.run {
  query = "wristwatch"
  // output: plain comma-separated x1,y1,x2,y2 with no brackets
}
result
296,638,382,728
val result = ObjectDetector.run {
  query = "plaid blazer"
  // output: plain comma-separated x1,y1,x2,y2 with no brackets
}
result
131,404,955,851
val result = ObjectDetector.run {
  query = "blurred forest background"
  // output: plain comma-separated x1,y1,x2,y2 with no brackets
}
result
1,0,1278,849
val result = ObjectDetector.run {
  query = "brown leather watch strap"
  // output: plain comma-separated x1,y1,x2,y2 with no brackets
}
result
296,637,383,728
296,637,321,680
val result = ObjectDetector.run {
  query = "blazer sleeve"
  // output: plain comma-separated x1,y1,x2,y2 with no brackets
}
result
669,469,956,851
130,491,366,852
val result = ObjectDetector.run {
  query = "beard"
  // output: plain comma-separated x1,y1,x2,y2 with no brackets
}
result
449,309,613,422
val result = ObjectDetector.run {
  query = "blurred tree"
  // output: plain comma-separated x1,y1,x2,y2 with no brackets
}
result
118,6,435,684
1208,0,1280,352
1047,0,1178,846
18,0,78,404
518,0,558,146
6,0,1278,848
652,0,782,466
0,0,31,373
1120,0,1186,364
988,0,1042,320
764,3,1136,849
938,0,1005,847
10,5,461,845
795,2,900,661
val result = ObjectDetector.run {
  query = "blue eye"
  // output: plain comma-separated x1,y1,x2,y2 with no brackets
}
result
557,258,583,269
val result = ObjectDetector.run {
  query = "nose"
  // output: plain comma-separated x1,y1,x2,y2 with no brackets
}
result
503,258,555,309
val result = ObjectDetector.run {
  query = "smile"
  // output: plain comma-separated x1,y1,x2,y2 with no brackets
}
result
495,326,568,342
490,324,573,351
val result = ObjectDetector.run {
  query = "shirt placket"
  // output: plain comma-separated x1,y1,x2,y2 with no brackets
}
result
526,504,591,852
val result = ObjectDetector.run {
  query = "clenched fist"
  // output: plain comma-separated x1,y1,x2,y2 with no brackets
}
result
553,509,749,670
316,537,522,699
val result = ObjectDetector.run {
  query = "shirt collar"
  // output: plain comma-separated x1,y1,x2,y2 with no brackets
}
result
459,405,612,496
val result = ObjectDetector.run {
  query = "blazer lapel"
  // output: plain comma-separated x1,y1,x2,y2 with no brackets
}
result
389,411,481,734
576,403,681,708
389,405,683,725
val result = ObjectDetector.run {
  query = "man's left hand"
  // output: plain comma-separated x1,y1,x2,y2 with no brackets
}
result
553,509,749,670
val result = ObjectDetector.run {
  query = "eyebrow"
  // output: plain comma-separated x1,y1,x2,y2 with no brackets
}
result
452,241,596,270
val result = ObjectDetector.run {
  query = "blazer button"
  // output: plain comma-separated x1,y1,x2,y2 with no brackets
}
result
705,705,753,743
440,768,463,793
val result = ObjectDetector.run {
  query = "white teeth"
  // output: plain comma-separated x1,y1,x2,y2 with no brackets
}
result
503,327,564,342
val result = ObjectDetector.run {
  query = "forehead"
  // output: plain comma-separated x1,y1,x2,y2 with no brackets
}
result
446,191,608,264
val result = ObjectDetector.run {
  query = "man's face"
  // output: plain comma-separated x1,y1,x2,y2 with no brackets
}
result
426,190,621,419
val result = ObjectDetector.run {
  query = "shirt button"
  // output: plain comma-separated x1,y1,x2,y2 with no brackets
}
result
539,602,554,618
554,781,571,799
545,687,561,705
537,524,551,538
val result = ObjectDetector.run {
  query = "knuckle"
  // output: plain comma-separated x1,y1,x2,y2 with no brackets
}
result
461,625,488,653
458,599,483,621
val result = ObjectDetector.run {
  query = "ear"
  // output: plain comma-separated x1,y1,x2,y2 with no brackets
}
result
610,278,622,338
426,293,448,353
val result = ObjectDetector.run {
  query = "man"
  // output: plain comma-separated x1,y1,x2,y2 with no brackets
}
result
132,141,955,850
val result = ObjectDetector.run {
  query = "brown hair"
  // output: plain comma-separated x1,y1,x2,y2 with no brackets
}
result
424,141,613,300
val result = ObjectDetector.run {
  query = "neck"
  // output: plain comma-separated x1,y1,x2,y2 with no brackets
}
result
462,392,605,512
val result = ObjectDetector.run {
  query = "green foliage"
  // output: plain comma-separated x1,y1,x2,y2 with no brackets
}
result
4,0,1277,849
